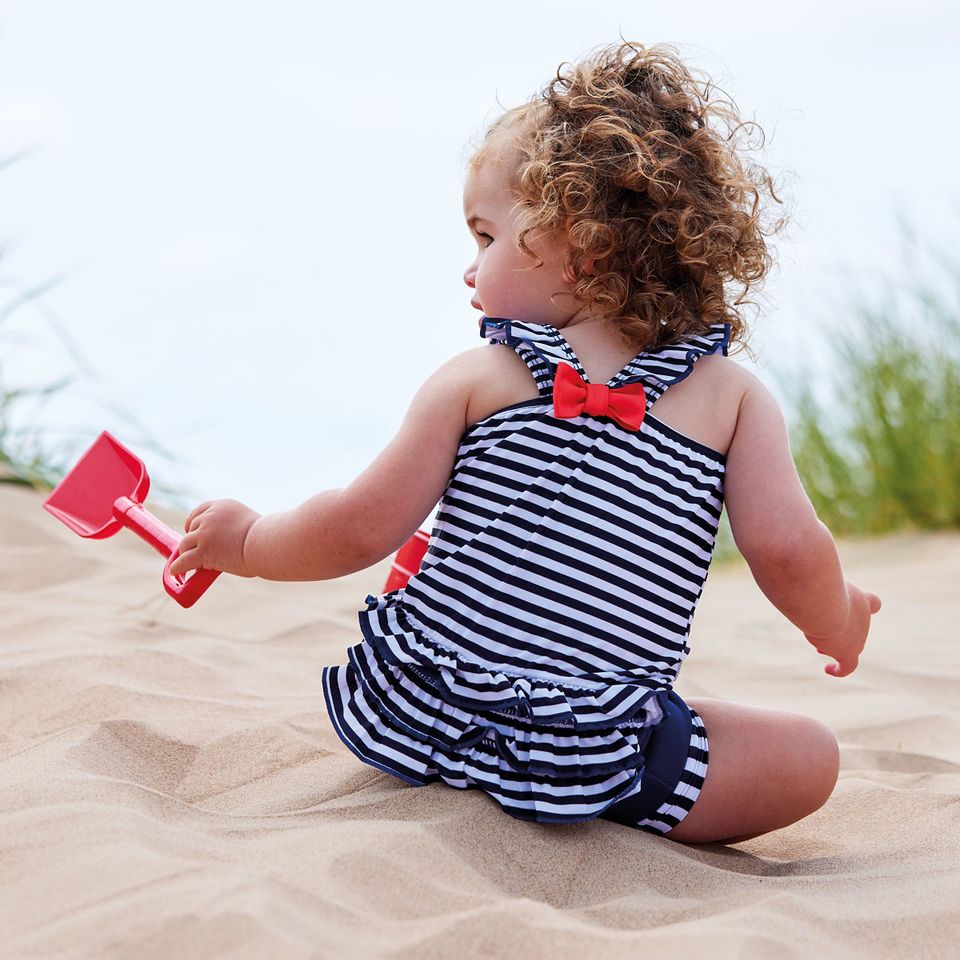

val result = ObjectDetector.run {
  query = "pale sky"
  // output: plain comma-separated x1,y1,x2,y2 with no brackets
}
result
0,0,956,515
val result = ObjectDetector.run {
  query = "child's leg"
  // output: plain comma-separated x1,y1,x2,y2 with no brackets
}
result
665,697,840,844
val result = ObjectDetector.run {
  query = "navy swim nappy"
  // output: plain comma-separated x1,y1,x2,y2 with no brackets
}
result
600,688,694,827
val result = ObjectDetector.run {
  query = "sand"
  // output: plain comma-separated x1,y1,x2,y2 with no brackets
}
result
1,481,958,959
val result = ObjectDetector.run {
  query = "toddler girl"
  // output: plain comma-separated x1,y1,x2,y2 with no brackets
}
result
171,41,882,844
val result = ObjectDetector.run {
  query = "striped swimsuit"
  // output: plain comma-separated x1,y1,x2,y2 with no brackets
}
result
323,317,730,833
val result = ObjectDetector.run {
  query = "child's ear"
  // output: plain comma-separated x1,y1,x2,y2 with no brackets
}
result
558,218,599,280
564,257,598,283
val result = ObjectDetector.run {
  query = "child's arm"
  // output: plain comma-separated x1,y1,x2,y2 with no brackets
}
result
171,348,483,582
723,372,881,676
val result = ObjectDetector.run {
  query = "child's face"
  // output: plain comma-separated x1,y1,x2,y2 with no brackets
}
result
462,153,577,328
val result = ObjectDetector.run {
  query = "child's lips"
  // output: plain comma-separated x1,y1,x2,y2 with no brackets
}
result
471,298,482,311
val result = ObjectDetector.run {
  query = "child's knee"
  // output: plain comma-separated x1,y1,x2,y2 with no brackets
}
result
804,718,840,808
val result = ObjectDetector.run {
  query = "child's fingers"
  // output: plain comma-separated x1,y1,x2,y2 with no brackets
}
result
177,531,198,553
170,548,199,579
171,533,200,578
826,656,858,678
184,501,214,532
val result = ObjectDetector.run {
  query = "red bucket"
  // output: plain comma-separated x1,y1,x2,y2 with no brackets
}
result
383,528,430,593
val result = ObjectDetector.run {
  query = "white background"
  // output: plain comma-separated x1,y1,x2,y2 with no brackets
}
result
0,0,956,515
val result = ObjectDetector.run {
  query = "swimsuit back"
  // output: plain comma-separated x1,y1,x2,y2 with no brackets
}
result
322,317,731,823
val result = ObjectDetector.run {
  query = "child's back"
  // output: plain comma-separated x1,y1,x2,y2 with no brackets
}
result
176,40,881,844
324,315,738,826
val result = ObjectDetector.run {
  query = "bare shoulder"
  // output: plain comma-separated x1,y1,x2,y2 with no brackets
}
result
692,352,754,392
460,343,541,427
714,358,784,417
688,353,761,424
647,353,751,457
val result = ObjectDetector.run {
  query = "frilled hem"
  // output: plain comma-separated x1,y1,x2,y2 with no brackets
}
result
349,636,664,780
322,660,655,825
358,591,673,734
317,590,680,824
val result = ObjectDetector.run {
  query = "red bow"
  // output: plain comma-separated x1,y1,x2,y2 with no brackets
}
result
552,361,648,431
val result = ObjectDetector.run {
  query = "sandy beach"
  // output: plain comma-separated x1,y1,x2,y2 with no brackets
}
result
1,481,958,959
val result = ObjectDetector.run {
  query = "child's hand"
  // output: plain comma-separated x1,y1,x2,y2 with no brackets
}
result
804,581,882,678
170,499,262,580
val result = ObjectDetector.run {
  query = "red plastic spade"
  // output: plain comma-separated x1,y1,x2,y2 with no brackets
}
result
42,430,221,608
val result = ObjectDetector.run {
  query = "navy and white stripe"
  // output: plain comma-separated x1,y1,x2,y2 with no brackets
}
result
323,318,730,825
636,707,710,834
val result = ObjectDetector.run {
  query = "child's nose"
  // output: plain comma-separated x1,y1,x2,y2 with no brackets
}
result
463,267,476,289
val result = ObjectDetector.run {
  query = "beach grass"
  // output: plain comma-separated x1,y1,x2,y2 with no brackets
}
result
772,247,959,540
0,376,75,489
0,269,189,508
0,270,77,490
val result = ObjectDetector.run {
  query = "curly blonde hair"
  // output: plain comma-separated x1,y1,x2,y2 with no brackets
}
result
467,41,791,356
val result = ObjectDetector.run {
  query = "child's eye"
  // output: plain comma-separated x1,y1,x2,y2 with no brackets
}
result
477,232,493,247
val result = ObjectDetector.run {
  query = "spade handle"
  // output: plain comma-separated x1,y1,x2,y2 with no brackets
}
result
113,496,221,608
